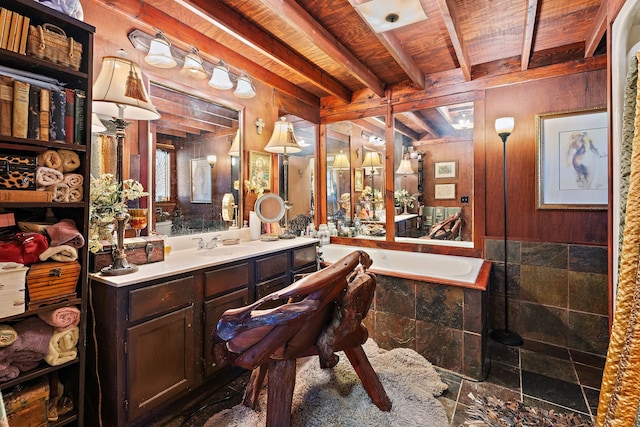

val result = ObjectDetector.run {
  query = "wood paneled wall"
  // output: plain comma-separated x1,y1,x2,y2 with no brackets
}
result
484,70,607,245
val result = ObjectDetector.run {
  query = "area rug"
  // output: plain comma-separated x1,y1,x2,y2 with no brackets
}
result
463,393,594,426
204,339,449,427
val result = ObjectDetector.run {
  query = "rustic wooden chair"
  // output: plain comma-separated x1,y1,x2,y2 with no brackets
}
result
211,250,391,427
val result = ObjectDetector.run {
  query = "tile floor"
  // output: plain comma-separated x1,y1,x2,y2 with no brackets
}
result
154,338,605,427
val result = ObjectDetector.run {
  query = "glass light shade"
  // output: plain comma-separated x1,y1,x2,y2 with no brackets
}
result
495,117,515,135
362,151,383,169
207,155,217,166
145,36,176,68
92,53,161,120
208,63,233,90
396,159,415,175
332,151,350,170
91,112,107,133
228,131,240,156
233,74,256,98
180,49,207,80
265,117,302,154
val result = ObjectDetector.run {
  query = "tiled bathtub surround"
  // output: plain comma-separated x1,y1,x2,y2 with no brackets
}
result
484,239,609,357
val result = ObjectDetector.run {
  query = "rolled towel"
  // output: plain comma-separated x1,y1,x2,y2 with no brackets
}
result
63,173,83,188
45,327,79,366
47,182,70,202
45,219,85,248
37,150,63,170
68,185,83,202
0,365,19,382
36,167,64,188
37,306,81,331
11,317,53,356
38,245,78,262
0,325,17,347
57,150,81,173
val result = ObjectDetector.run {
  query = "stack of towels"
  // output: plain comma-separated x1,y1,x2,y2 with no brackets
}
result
36,149,83,202
0,306,81,381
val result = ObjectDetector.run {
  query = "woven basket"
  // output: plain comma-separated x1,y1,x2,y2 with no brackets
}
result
27,23,83,71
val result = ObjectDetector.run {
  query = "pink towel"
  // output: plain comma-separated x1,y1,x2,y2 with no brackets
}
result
46,219,85,248
38,306,81,331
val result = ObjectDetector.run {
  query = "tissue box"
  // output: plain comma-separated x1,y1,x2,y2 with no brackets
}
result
89,236,165,273
0,264,28,317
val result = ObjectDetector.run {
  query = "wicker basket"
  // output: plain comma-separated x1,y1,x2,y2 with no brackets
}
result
27,23,83,71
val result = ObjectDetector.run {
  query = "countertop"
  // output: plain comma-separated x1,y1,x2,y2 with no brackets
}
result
90,231,319,287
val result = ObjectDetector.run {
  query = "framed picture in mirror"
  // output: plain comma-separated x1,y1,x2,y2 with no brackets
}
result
354,168,364,191
434,183,456,200
434,161,458,179
249,151,271,193
190,158,212,203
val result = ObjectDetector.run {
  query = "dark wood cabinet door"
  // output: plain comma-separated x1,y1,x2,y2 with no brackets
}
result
126,305,195,421
203,288,249,377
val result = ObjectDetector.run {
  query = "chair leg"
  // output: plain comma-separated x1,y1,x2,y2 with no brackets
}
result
243,365,268,410
266,359,296,427
344,345,392,411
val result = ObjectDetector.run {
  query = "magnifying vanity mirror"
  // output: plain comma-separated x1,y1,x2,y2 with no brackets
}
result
254,193,286,223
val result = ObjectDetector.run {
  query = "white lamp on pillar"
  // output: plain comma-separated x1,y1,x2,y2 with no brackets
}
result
264,117,302,239
92,50,160,275
491,116,523,346
395,147,415,214
362,150,383,220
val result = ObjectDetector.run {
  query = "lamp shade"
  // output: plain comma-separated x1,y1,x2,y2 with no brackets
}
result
233,74,256,98
180,47,207,80
145,32,176,68
495,117,515,135
208,62,233,90
362,151,383,169
91,112,107,133
332,151,350,170
228,131,240,156
264,117,302,154
92,52,161,120
396,159,415,175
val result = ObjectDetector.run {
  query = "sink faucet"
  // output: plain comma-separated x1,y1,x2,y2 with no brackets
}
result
192,237,205,250
206,235,222,249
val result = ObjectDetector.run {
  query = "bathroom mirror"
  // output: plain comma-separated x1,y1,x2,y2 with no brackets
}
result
254,193,286,223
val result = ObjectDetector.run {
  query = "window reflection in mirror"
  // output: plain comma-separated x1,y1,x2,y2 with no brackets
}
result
394,101,473,245
150,83,241,235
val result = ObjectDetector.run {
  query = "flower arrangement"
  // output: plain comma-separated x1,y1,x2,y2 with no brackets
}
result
89,173,148,253
360,185,382,204
394,189,415,208
244,177,265,199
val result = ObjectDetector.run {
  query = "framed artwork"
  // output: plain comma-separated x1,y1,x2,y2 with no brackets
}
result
536,108,607,210
354,168,364,192
190,158,212,203
249,151,271,192
434,160,457,179
434,183,456,200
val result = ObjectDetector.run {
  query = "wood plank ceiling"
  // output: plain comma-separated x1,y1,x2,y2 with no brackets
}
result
89,0,607,141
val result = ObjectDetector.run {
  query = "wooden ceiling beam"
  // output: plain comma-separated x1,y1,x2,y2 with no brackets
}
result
177,0,352,102
585,0,607,58
150,84,239,122
150,97,236,129
401,111,440,138
435,0,472,81
348,0,424,89
156,127,188,138
253,0,386,98
155,111,222,133
521,0,539,71
393,119,421,141
89,0,319,107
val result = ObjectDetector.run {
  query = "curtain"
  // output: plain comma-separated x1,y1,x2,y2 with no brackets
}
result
598,52,640,426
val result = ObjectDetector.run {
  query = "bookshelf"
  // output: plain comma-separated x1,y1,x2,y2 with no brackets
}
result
0,0,93,426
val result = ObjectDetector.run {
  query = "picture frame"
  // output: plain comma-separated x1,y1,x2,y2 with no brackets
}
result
536,108,608,210
434,160,457,179
190,158,212,203
434,183,456,200
249,151,271,192
354,168,364,192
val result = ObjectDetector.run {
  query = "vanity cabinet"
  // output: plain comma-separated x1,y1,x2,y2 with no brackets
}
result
88,241,317,426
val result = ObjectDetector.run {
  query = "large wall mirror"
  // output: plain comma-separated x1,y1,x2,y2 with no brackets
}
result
91,82,242,237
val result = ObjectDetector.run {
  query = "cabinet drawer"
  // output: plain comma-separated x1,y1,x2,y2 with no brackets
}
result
204,262,250,298
129,276,195,322
255,252,288,281
292,245,316,270
255,275,288,309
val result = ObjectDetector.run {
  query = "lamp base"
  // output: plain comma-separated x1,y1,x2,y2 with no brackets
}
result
100,250,139,276
490,329,523,346
278,228,297,239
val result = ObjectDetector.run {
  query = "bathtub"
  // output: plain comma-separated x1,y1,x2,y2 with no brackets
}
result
320,244,490,290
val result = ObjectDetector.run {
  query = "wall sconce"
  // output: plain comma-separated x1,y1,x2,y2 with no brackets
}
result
208,61,233,90
144,29,176,68
361,130,384,146
233,72,256,98
180,46,207,80
207,155,217,168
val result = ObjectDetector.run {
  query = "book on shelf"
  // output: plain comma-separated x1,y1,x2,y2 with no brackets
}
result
74,89,86,144
27,85,40,139
0,189,52,202
17,15,29,54
1,10,13,50
64,88,74,144
39,87,50,141
0,75,12,136
12,79,29,139
0,9,8,48
49,89,66,142
6,12,21,53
